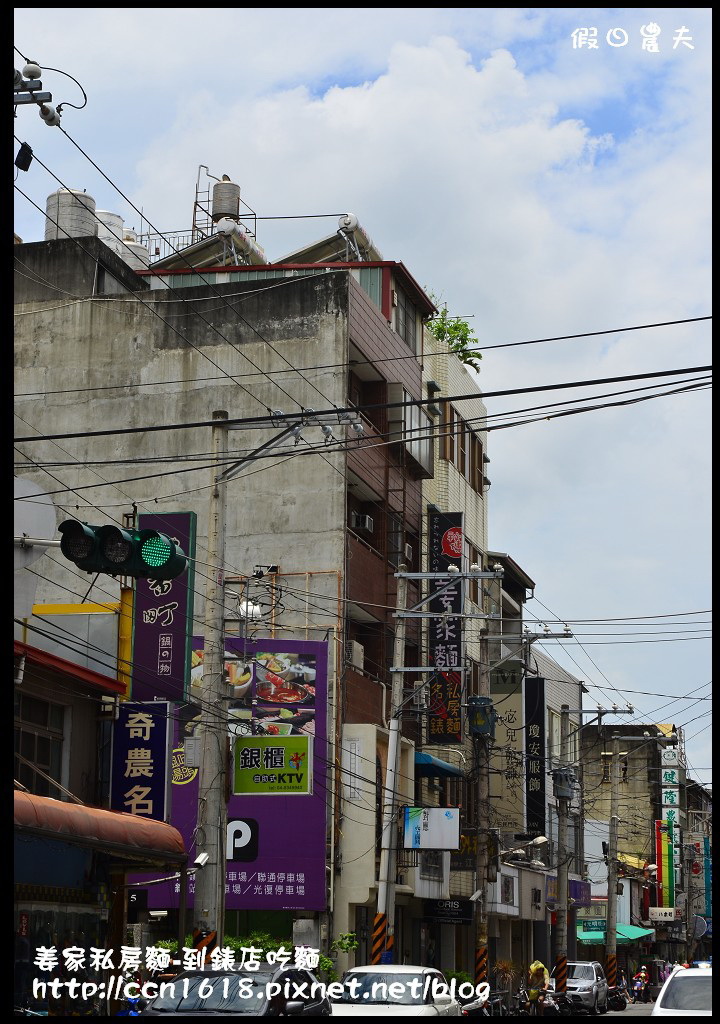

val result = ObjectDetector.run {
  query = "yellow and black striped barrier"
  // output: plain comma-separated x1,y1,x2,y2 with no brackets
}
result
474,945,488,987
371,913,387,964
554,954,568,995
192,927,218,963
605,953,617,989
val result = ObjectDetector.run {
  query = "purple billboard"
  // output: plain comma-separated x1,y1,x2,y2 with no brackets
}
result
143,637,329,912
131,512,196,703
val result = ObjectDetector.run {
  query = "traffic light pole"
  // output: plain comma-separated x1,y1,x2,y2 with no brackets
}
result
192,410,229,957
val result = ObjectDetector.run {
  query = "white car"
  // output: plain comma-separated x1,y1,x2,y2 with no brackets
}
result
330,965,462,1016
651,965,712,1016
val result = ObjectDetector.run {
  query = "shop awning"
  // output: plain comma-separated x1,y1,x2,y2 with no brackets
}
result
577,922,656,944
14,791,186,867
415,751,464,779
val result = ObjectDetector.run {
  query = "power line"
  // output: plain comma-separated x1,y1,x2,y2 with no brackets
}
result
14,364,711,443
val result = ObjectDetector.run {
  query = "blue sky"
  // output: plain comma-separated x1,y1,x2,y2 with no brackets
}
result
14,9,711,787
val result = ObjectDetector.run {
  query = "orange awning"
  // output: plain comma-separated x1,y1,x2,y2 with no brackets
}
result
14,790,186,867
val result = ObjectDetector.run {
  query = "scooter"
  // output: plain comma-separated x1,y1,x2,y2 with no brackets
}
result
607,986,628,1011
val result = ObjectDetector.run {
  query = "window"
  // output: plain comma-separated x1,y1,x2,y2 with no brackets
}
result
14,693,65,797
395,285,418,352
466,542,483,604
419,850,443,880
440,402,485,496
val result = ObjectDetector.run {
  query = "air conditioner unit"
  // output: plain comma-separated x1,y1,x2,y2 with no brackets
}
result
344,641,365,671
351,512,374,532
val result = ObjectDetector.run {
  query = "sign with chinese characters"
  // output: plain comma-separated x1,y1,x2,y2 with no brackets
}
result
402,807,460,850
661,787,680,806
577,900,607,920
660,747,679,767
524,676,546,837
427,511,463,744
655,819,675,908
131,512,196,702
489,665,525,832
582,919,606,931
110,701,172,820
233,736,312,795
137,638,328,912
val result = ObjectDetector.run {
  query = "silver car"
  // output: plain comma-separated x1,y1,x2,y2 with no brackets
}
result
550,961,609,1014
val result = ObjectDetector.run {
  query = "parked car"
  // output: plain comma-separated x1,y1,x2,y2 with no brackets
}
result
549,961,608,1014
330,964,462,1016
139,961,332,1016
651,965,712,1016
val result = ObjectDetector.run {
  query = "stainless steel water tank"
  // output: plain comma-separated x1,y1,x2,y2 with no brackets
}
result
44,188,97,240
212,180,241,222
117,230,149,268
95,210,125,254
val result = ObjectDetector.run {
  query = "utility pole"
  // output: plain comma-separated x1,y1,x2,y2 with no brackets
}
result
193,410,229,958
605,735,622,991
554,705,572,1001
373,565,408,964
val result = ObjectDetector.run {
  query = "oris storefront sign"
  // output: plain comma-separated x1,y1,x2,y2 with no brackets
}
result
423,898,474,923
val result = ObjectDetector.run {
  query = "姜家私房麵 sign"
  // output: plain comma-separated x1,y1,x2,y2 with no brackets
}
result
234,736,312,795
427,510,464,744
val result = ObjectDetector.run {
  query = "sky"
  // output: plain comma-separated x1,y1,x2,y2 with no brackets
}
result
14,9,711,789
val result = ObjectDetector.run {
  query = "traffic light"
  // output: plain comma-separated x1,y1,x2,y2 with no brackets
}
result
59,521,188,580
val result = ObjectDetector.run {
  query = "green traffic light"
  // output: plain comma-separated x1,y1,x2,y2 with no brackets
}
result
58,520,188,580
141,533,172,568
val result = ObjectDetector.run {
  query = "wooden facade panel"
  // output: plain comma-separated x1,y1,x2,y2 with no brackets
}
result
344,668,384,726
347,536,391,616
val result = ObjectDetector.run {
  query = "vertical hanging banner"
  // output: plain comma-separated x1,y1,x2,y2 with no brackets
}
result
703,836,712,918
655,819,675,907
524,676,547,837
110,701,172,821
131,512,196,702
427,510,463,744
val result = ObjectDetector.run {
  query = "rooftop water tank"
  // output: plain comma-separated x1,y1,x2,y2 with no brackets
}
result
45,188,97,241
117,229,150,270
215,217,267,266
95,210,125,254
212,179,241,222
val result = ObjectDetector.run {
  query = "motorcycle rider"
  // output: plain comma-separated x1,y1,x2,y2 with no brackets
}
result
631,965,650,1003
528,960,551,1015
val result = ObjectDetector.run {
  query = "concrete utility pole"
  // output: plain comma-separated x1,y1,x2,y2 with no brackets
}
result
193,410,229,957
605,735,622,991
373,565,408,964
554,705,572,999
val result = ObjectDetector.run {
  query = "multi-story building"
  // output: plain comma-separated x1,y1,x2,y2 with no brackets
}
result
581,722,696,967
